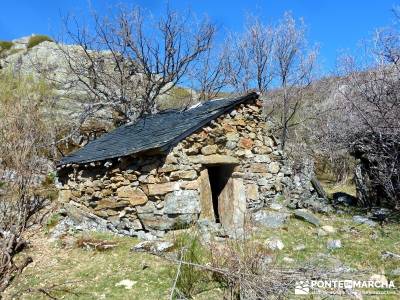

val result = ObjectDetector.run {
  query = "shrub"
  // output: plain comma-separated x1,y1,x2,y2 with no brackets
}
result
170,233,212,298
170,233,298,298
46,213,61,231
208,238,273,297
27,35,53,49
0,71,55,291
42,172,56,187
0,40,13,51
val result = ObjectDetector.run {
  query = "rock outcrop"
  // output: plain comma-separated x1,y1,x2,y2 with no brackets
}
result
350,133,400,209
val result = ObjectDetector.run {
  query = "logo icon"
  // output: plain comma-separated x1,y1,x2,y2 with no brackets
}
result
295,281,310,295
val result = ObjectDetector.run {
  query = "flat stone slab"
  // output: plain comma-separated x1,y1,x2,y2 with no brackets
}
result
327,239,342,249
293,209,321,227
265,237,284,250
131,240,174,252
188,154,239,165
270,203,283,211
381,251,400,260
164,190,200,214
252,210,290,228
318,225,336,236
391,268,400,276
115,279,137,290
294,244,306,251
352,215,377,227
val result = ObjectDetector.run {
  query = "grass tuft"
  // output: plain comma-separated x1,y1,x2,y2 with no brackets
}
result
45,213,61,232
170,232,211,298
27,35,53,49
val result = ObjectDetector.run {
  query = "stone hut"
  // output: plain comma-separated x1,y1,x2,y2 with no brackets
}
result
57,92,291,237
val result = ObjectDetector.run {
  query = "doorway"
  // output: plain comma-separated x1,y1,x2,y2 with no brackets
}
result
207,165,235,223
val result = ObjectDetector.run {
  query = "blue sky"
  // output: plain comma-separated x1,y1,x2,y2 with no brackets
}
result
0,0,399,72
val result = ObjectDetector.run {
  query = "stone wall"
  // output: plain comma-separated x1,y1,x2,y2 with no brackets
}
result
57,100,292,237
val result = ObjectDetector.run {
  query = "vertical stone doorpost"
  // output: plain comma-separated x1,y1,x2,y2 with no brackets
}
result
218,177,246,234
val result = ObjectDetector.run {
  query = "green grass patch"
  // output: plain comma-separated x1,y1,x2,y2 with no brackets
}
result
6,48,24,56
0,180,6,189
45,213,61,232
27,35,53,49
6,232,172,299
4,212,400,298
43,172,56,186
255,212,400,287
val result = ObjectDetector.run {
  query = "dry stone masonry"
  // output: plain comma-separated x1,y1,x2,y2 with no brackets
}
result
57,95,294,237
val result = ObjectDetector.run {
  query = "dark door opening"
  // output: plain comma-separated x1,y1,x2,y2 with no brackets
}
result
207,165,235,223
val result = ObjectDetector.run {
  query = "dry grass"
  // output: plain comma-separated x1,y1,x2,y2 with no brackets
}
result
320,178,357,198
27,35,53,49
4,232,172,299
75,237,118,251
3,209,400,299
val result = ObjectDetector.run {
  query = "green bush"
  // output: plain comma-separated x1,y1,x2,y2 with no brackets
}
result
42,172,56,187
0,40,13,51
46,213,61,231
170,233,212,298
27,35,53,49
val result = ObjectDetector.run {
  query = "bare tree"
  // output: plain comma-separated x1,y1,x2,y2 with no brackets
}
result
247,17,275,94
188,43,229,101
341,36,400,207
321,10,400,208
223,33,253,94
55,6,216,126
273,12,317,150
224,16,275,94
0,72,53,291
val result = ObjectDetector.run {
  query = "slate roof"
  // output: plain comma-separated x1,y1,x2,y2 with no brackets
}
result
59,92,259,166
